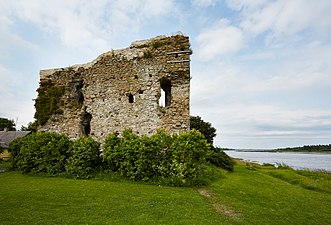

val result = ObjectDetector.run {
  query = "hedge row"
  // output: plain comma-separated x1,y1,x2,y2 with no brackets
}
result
9,129,233,186
10,132,100,178
103,129,211,185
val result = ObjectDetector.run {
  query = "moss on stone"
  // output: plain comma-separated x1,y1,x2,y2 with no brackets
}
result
34,81,65,126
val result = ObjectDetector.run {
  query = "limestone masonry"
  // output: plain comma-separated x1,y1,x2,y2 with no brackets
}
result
36,34,191,142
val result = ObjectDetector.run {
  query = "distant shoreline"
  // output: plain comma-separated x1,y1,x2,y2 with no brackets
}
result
234,150,331,154
223,144,331,154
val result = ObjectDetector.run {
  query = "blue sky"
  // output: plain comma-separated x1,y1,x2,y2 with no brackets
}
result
1,0,331,149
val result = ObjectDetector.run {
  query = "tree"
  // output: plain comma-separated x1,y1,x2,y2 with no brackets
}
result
190,116,216,145
190,115,234,172
0,117,16,131
20,121,38,132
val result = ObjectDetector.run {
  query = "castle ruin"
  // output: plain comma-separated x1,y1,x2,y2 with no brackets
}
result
35,34,191,142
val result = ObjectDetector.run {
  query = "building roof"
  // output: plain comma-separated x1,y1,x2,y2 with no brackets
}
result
0,131,30,148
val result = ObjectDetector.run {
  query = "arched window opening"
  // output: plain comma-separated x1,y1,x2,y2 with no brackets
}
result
159,77,171,107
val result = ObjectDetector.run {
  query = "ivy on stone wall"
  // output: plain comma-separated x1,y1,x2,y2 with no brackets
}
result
34,81,65,126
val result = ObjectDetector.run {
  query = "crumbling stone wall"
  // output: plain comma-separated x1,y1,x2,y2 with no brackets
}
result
36,34,191,142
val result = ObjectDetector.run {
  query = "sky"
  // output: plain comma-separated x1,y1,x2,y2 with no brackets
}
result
1,0,331,149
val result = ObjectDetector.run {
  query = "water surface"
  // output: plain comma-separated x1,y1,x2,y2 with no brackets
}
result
225,150,331,171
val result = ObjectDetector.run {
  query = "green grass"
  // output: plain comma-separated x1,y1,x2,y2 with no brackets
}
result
206,162,331,225
265,167,331,193
0,159,11,171
0,172,221,225
1,161,330,225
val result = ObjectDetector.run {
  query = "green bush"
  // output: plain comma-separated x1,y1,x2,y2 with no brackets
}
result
103,130,150,180
65,137,101,179
169,129,210,184
8,129,225,186
102,133,122,171
208,147,234,172
190,115,234,172
103,129,211,186
8,136,25,168
144,130,173,179
14,132,71,175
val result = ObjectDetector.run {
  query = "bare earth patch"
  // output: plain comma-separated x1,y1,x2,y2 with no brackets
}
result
198,188,241,219
197,188,212,198
212,203,241,218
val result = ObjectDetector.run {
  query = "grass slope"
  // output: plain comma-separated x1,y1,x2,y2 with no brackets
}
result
1,161,330,225
206,163,331,225
0,172,221,225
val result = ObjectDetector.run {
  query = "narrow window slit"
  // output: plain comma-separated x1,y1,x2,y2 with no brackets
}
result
159,77,171,107
82,107,92,136
128,93,135,103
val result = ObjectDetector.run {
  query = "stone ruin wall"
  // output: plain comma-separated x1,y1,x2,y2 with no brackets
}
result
37,34,191,143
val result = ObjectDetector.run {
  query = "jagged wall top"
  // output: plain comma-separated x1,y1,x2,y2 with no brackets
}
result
40,35,175,79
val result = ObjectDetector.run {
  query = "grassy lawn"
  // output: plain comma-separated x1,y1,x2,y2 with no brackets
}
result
1,161,330,225
205,162,331,225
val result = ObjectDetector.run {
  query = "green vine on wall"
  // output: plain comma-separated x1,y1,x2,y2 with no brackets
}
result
34,80,65,126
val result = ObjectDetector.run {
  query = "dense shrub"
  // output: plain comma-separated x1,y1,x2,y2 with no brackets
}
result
65,137,101,179
143,130,173,179
9,128,229,186
169,130,210,184
103,130,155,180
103,129,211,186
14,132,71,174
8,136,24,168
190,116,234,172
208,147,234,172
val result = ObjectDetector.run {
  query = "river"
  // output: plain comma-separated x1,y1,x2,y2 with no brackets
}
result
224,150,331,172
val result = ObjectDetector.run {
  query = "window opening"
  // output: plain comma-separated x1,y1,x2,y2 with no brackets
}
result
159,89,165,107
159,77,171,107
82,107,92,136
128,93,135,103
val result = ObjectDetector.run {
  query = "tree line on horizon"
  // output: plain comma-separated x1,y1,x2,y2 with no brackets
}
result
275,144,331,152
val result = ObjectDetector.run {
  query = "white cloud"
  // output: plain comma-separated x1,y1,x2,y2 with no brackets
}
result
246,42,331,92
0,65,36,129
191,35,331,148
195,19,244,60
0,97,35,130
225,0,267,11
226,0,331,43
192,0,218,7
0,29,40,60
4,0,110,51
192,100,331,148
1,0,176,51
0,66,20,98
108,0,176,37
247,72,330,94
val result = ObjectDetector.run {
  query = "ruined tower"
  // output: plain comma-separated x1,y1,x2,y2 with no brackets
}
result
35,34,191,142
